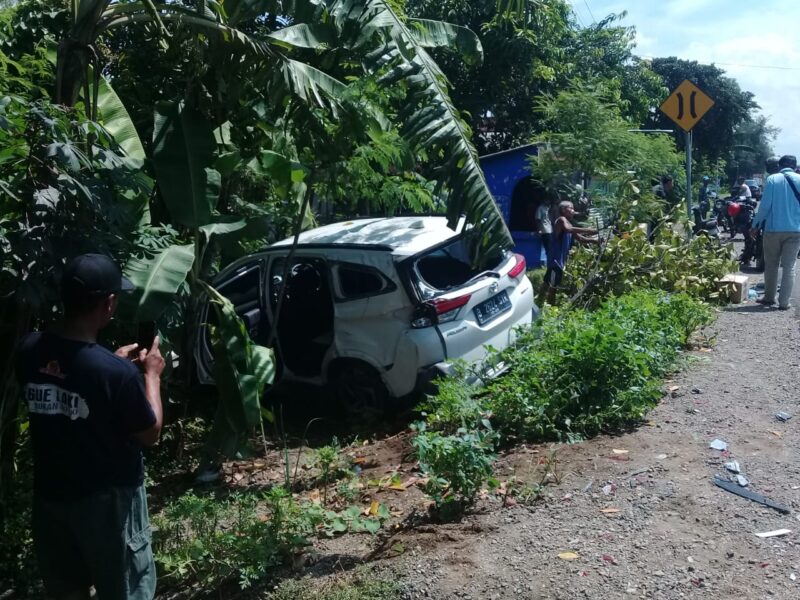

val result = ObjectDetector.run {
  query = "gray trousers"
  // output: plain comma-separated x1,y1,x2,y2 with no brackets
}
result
762,231,800,308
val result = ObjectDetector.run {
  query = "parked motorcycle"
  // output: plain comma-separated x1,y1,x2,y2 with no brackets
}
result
713,196,732,233
740,228,765,272
726,196,758,240
692,205,720,238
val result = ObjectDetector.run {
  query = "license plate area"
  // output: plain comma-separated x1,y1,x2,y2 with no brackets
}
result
474,290,512,325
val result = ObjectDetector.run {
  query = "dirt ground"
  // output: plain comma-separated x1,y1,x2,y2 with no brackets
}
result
289,256,800,600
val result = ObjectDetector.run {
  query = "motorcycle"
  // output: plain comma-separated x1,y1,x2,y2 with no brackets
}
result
713,196,732,233
726,196,758,240
740,228,764,272
692,205,720,238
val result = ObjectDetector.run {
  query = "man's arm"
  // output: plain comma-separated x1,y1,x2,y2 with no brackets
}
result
561,219,598,235
133,337,165,447
575,233,600,244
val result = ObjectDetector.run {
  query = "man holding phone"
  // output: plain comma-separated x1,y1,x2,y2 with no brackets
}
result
15,254,164,599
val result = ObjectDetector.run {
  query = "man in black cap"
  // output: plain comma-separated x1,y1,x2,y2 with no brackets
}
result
15,253,163,599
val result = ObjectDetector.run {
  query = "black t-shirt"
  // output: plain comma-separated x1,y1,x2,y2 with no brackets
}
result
15,332,156,500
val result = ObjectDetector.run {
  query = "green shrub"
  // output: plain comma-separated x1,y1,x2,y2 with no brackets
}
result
416,373,484,434
411,423,495,514
486,290,712,442
153,487,388,591
267,567,401,600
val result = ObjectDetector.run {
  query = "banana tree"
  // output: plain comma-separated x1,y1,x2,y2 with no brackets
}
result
56,0,512,258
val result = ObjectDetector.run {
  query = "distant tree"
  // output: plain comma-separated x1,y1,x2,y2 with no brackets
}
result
726,114,779,181
405,1,664,153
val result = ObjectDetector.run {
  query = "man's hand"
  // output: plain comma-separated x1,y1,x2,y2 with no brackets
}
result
749,228,759,239
139,336,166,378
114,343,140,360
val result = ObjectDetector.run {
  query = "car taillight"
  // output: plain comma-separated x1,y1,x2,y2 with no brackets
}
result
508,253,526,278
411,294,472,328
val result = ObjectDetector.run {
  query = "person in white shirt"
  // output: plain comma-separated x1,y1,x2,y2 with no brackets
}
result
533,201,553,264
736,176,752,199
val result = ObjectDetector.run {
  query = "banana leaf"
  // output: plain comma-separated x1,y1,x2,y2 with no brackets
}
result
122,244,196,322
152,101,218,228
200,281,275,458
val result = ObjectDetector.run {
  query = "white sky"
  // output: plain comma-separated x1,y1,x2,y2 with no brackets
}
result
569,0,800,156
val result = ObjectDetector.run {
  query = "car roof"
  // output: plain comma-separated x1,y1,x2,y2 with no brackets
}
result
271,216,464,257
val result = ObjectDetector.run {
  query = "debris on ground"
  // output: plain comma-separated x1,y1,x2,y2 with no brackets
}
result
713,477,790,514
755,529,791,538
736,474,750,487
709,439,728,451
724,461,741,474
775,411,792,422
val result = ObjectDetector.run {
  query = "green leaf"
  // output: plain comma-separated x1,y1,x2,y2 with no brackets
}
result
408,19,483,66
152,101,218,228
122,244,195,322
266,23,335,50
199,218,248,241
93,72,146,160
363,518,381,534
199,281,275,458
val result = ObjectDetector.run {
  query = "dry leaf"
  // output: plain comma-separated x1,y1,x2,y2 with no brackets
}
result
771,431,783,438
233,472,244,482
558,552,580,561
600,508,620,514
612,449,629,455
388,483,406,491
369,500,380,516
668,385,679,392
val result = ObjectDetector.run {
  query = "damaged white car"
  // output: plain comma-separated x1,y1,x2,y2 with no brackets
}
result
195,216,536,412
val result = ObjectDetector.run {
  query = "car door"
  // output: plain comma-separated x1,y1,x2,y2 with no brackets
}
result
194,257,268,385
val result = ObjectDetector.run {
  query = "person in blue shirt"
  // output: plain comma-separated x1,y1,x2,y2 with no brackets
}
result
15,254,164,599
751,155,800,309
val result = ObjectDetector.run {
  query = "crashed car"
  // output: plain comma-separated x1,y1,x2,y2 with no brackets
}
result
195,216,536,411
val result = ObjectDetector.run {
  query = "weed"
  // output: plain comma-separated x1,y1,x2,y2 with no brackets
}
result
153,487,389,592
267,566,401,600
411,422,496,517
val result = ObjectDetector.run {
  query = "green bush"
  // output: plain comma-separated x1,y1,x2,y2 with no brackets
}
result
486,290,712,442
153,487,388,591
411,423,495,514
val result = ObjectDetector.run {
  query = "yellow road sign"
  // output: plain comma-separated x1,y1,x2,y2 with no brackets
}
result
660,80,715,132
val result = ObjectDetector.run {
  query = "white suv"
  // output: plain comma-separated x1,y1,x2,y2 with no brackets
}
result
195,216,536,412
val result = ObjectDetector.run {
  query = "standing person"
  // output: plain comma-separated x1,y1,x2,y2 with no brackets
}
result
533,199,553,266
751,155,800,310
538,201,599,305
699,176,711,217
15,254,164,599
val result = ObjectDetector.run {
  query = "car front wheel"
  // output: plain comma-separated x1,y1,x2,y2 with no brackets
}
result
331,361,392,419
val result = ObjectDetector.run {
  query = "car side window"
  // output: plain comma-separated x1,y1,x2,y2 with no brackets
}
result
337,264,394,300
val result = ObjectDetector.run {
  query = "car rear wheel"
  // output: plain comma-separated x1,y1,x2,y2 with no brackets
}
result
331,361,391,419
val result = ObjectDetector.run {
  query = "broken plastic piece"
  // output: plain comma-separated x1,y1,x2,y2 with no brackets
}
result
736,474,750,487
712,477,790,514
755,529,791,538
724,461,740,474
776,412,792,422
709,439,728,451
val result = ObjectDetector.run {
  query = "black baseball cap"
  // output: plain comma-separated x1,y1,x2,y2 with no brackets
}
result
61,253,134,298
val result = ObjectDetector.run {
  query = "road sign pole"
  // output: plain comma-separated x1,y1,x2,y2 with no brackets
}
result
685,129,693,223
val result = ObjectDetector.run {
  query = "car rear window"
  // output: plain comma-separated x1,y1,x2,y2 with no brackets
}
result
413,236,505,293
